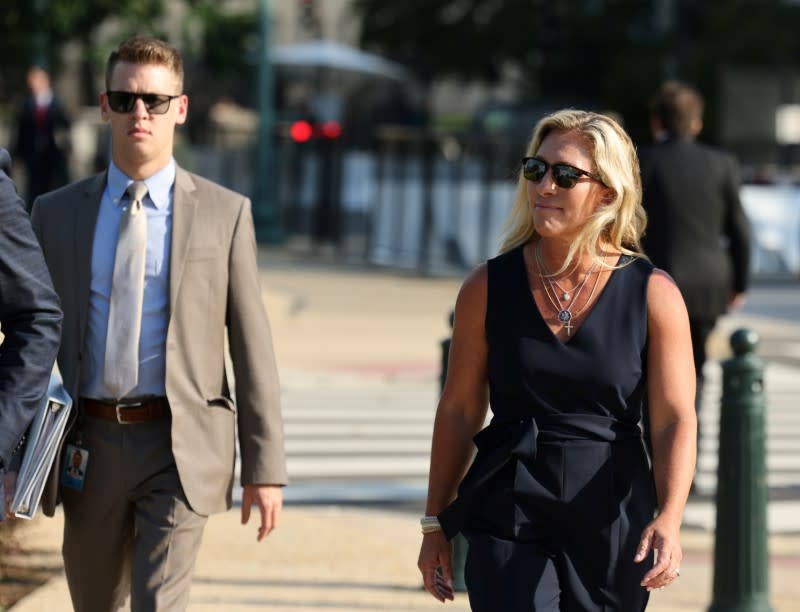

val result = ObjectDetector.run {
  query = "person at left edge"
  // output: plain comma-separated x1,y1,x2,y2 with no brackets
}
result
0,148,62,513
30,36,287,611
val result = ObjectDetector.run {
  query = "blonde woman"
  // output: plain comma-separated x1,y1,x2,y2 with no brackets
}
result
418,109,696,610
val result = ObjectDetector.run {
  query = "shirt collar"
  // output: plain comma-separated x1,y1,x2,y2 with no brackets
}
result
108,159,176,210
34,90,53,107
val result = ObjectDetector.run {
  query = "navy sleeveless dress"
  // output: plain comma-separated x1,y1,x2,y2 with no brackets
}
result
439,245,657,611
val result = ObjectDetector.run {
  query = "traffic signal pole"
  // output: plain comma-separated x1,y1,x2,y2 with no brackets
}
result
33,0,49,69
253,0,284,243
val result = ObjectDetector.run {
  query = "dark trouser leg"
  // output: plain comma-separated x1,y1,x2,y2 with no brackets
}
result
689,317,717,445
464,532,560,612
557,444,653,612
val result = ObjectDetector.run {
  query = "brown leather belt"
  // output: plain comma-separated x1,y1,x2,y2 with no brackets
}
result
80,397,170,424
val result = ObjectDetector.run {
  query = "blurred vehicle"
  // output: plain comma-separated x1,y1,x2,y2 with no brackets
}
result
470,100,557,142
740,184,800,279
270,40,409,81
464,100,561,176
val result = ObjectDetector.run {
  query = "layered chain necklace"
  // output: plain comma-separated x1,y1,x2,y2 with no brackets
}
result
550,273,580,302
535,243,603,336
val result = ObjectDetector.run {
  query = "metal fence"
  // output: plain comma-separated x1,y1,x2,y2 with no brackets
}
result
190,122,800,280
191,123,534,274
31,114,795,280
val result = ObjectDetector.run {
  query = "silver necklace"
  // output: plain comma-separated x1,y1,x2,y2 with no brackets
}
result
551,277,578,302
552,265,603,336
535,244,600,336
536,243,595,302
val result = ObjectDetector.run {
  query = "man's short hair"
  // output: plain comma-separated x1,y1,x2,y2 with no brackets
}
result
105,37,184,93
649,80,704,137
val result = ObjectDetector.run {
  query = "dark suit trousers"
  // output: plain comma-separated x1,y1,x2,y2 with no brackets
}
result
689,317,716,447
61,415,207,612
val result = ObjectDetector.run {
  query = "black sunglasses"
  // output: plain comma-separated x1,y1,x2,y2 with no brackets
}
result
106,91,181,115
521,157,604,189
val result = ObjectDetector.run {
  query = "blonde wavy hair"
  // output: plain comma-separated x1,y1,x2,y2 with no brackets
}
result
498,109,647,272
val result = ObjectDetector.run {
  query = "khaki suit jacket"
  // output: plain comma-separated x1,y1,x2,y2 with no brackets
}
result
31,167,288,517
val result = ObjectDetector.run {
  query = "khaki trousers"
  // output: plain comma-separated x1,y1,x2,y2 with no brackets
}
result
61,414,207,612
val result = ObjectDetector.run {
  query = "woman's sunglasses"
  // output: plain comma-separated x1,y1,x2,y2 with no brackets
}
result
106,91,181,115
521,157,604,189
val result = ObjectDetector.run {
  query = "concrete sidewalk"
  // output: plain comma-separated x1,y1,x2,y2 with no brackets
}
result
10,249,800,611
10,505,800,611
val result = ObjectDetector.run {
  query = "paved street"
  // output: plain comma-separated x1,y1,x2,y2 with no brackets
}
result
729,283,800,369
268,371,437,506
247,361,800,532
11,250,800,612
246,253,800,530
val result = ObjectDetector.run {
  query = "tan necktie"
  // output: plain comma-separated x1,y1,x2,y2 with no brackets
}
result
104,181,148,399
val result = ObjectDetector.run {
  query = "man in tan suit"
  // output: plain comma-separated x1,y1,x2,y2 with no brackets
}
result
30,37,287,611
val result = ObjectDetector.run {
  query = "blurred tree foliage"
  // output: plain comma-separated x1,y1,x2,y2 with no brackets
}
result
0,0,176,118
0,0,258,115
0,0,168,65
353,0,800,144
179,1,260,139
186,0,258,78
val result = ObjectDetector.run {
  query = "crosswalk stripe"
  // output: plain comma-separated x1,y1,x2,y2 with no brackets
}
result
700,440,800,453
286,423,433,436
287,457,430,478
236,359,800,516
286,439,432,453
694,362,800,506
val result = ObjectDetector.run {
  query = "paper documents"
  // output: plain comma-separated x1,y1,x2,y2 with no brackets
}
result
11,367,72,519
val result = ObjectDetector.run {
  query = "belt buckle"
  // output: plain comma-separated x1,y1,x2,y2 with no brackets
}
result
115,401,143,424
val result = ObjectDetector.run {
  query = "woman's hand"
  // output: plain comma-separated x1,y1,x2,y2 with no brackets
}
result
635,513,683,591
418,531,455,602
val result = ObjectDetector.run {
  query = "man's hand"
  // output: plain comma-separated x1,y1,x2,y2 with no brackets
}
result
241,484,283,542
728,292,746,311
2,471,17,520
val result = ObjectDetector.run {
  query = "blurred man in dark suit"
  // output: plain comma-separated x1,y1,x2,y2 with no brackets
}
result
13,66,72,205
0,148,62,509
640,81,751,454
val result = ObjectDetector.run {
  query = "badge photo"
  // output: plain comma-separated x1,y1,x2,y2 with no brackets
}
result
61,444,89,491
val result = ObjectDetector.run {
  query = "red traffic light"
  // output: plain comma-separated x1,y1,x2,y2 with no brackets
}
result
321,121,342,140
289,120,313,143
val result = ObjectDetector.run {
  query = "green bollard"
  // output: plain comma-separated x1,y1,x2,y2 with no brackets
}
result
708,328,774,612
440,309,468,592
438,310,454,394
451,532,468,592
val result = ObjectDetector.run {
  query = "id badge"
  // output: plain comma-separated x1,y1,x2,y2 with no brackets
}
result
61,444,89,491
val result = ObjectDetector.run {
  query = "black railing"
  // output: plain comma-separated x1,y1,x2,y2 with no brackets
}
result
190,122,525,274
77,118,800,279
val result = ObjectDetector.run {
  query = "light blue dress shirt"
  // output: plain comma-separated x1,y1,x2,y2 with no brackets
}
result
80,160,175,400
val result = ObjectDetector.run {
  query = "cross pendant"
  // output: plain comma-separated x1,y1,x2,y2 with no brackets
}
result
563,320,573,336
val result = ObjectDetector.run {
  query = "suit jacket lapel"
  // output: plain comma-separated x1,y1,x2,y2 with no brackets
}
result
170,168,198,308
75,173,106,347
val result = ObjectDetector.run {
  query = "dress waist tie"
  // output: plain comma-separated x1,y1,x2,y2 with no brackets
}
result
437,414,641,540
